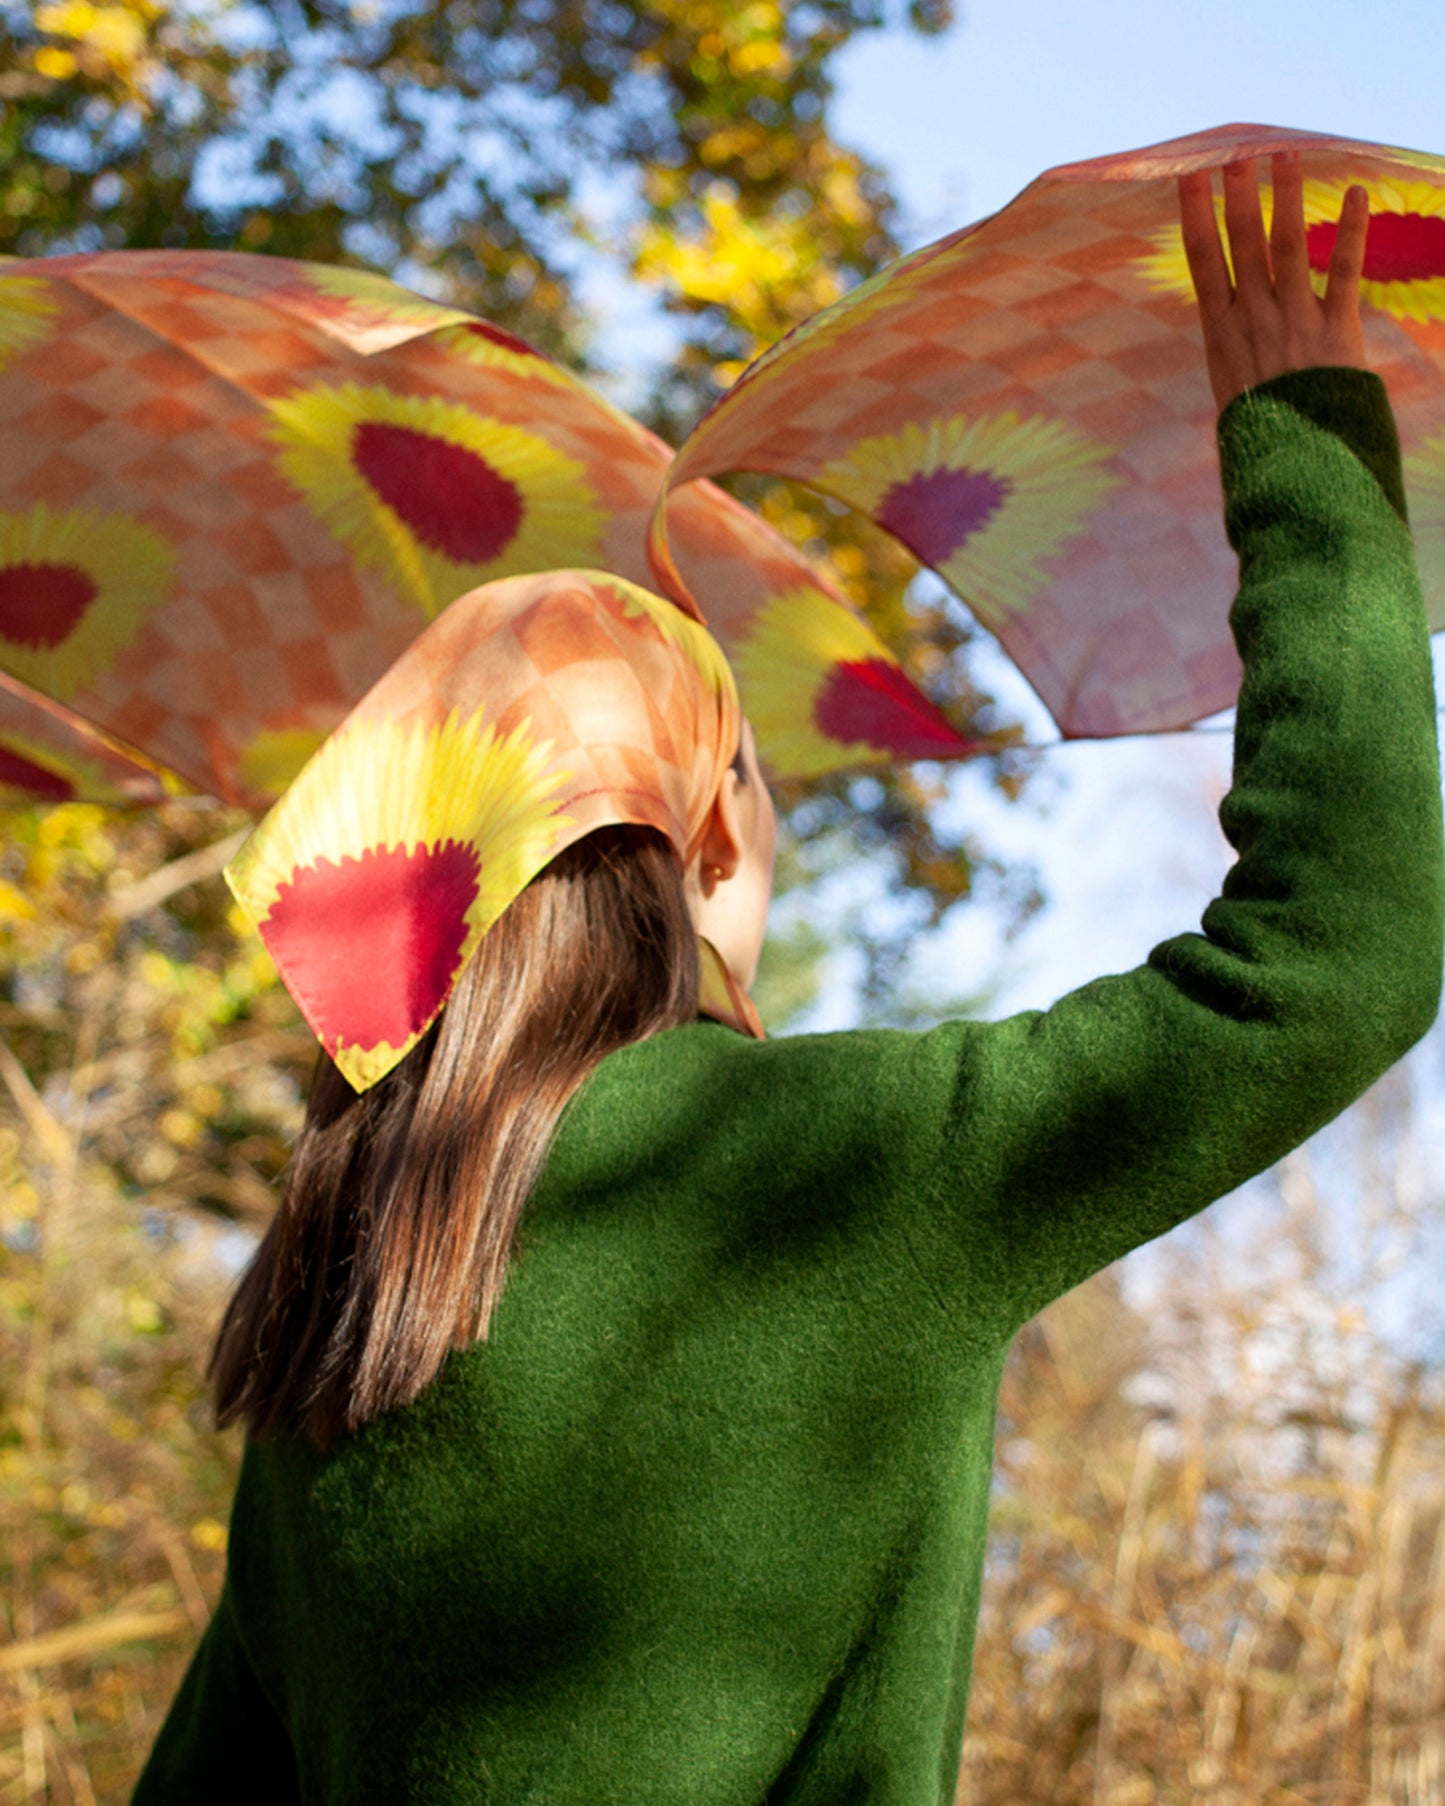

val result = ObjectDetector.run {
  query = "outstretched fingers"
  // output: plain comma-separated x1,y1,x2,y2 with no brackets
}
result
1179,169,1232,317
1268,152,1315,313
1222,158,1274,307
1179,154,1373,413
1324,185,1370,322
1179,168,1241,410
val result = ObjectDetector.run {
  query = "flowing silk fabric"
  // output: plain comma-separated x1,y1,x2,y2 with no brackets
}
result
0,250,967,811
653,123,1445,738
224,570,759,1089
3,125,1443,809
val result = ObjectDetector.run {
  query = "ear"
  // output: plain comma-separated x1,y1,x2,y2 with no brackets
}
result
696,768,743,896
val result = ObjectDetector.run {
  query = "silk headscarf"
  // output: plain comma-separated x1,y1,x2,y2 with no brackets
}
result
225,569,759,1091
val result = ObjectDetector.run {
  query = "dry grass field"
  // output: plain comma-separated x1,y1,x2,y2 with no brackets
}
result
963,1239,1445,1805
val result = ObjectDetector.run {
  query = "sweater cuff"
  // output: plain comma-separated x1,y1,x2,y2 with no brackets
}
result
1217,367,1407,525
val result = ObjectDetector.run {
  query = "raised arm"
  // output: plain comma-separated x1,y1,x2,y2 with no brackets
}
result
1181,152,1369,412
873,159,1443,1337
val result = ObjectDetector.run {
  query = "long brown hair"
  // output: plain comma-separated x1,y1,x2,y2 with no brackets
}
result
209,825,699,1449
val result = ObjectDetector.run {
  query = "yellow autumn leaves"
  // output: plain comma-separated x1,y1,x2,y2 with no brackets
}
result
636,187,855,385
632,0,886,386
639,0,795,84
28,1,166,101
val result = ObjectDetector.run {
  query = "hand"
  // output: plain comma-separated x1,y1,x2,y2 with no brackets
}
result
1178,152,1371,414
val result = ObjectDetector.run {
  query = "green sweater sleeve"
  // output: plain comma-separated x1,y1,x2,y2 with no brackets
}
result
129,1581,299,1805
877,366,1443,1337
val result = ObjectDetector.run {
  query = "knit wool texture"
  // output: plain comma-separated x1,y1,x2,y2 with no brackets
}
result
133,368,1445,1806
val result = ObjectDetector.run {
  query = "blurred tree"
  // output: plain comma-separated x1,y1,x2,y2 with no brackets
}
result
0,0,1032,954
0,0,946,369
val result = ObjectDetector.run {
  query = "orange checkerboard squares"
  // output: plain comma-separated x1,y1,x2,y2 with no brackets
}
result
658,125,1445,738
2,243,970,802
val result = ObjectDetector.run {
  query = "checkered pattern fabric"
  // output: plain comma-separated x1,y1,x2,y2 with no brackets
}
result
656,124,1445,738
225,569,757,1089
0,250,967,808
0,673,168,805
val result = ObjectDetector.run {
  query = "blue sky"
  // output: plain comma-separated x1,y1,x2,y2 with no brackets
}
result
836,0,1445,240
806,0,1445,1022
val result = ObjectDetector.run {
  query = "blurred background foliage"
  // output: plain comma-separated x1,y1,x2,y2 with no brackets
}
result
3,1,1443,1802
0,800,310,1801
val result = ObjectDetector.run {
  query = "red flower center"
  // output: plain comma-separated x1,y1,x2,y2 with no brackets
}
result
0,741,74,801
351,422,524,565
876,466,1011,568
464,322,546,360
0,562,99,650
1307,211,1445,285
813,657,971,758
262,839,481,1055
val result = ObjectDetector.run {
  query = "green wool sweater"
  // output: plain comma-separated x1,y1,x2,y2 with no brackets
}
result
133,369,1443,1806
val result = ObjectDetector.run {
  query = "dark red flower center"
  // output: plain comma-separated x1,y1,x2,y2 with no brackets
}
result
1307,211,1445,285
464,322,546,360
0,741,74,801
351,421,524,565
261,839,481,1054
813,657,971,758
0,562,98,650
876,466,1011,568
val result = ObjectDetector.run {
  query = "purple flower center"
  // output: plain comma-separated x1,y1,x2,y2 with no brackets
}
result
0,742,74,801
876,465,1011,568
464,322,546,360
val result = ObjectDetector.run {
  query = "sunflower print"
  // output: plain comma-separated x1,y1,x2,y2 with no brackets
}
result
1,729,173,804
227,709,573,1089
1405,431,1445,613
0,734,83,803
600,577,738,701
735,585,968,778
0,504,176,700
1139,176,1445,325
815,412,1119,621
0,272,60,374
268,384,608,617
432,320,577,389
0,714,176,804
